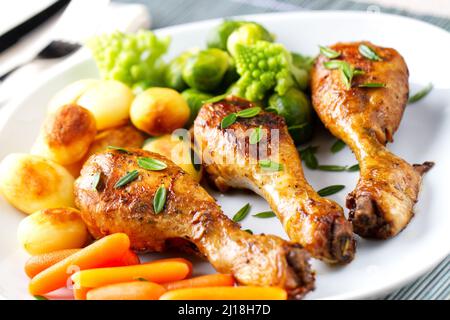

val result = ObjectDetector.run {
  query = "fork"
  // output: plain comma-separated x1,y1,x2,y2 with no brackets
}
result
0,40,81,81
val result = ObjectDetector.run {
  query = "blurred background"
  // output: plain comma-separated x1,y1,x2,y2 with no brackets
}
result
1,0,449,105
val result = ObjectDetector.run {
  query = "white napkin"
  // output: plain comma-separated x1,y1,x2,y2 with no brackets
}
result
0,2,151,106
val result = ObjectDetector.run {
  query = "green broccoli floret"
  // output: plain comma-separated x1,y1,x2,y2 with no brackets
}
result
232,41,296,101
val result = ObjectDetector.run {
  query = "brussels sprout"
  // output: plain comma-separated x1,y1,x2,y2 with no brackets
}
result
227,23,274,57
267,88,313,144
291,67,309,91
181,89,213,126
219,58,240,91
292,52,315,72
164,51,195,91
207,20,246,50
182,48,230,92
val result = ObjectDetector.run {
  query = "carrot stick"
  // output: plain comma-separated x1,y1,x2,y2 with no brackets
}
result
159,286,287,300
164,274,235,291
86,281,166,300
73,286,91,300
29,233,130,295
146,258,193,277
25,249,80,278
26,248,140,279
71,261,190,288
107,250,141,267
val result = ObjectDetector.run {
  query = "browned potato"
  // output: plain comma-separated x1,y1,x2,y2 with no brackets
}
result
0,154,75,214
17,207,89,255
65,124,146,178
31,104,97,165
143,134,202,182
130,87,190,135
48,79,133,131
86,124,145,156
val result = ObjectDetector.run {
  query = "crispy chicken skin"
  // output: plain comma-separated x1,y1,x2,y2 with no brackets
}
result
194,97,355,264
311,41,433,239
74,149,314,299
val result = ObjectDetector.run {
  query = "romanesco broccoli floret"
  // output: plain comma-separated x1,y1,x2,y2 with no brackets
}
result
233,41,295,101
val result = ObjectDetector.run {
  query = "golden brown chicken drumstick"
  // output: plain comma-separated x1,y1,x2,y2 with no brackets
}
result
311,41,433,239
194,97,355,264
74,149,314,299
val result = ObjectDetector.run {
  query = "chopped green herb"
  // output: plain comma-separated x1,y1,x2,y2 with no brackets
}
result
136,277,148,282
319,45,340,59
107,146,131,154
323,60,346,70
359,44,382,61
358,82,386,88
318,185,345,197
253,211,276,218
153,185,167,214
259,159,283,171
34,295,48,300
317,165,348,172
323,60,356,90
236,107,262,118
90,172,101,191
298,146,319,169
347,164,360,172
353,69,365,76
249,126,263,145
233,203,251,222
221,113,237,129
114,170,139,188
137,157,167,171
204,93,229,104
331,140,346,153
408,83,433,104
244,229,253,234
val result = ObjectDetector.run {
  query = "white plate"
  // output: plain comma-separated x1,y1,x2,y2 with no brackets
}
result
0,11,449,300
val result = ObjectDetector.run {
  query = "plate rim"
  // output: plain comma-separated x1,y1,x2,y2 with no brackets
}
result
0,10,449,300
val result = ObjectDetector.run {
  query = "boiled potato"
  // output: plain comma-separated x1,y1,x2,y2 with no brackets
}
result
17,207,88,255
130,87,190,136
31,104,97,165
48,79,100,114
0,154,75,214
77,80,133,130
143,134,202,182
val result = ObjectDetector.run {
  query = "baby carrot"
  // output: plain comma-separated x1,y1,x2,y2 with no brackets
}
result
72,261,190,288
29,233,130,295
159,286,288,300
25,249,80,278
146,258,193,277
86,281,166,300
164,274,235,291
73,285,91,300
26,249,139,279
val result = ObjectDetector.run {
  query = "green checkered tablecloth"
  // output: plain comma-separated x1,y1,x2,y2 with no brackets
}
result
116,0,450,300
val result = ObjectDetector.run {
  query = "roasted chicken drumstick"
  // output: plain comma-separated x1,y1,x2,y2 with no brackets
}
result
74,149,314,299
311,41,433,239
194,97,355,264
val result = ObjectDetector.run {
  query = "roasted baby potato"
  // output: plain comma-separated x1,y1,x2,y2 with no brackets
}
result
130,87,190,136
48,79,100,114
17,207,88,255
31,104,97,165
86,124,145,156
64,124,146,178
143,134,202,182
48,79,133,131
0,154,75,214
77,80,134,130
